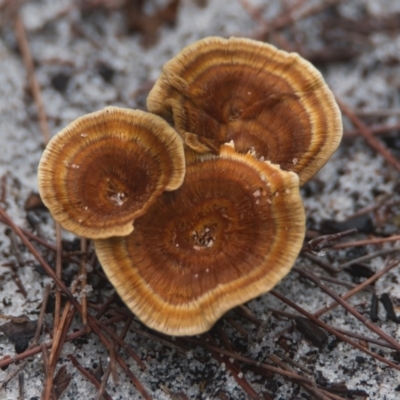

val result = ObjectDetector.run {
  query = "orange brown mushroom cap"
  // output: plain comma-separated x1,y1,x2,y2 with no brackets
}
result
38,106,185,239
94,145,305,336
147,36,343,185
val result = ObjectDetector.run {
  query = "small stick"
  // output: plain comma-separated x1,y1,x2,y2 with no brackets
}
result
129,325,188,356
242,0,343,39
354,108,400,117
334,235,400,249
0,360,28,392
236,305,263,325
46,279,78,398
13,13,50,145
32,284,51,345
160,385,190,400
115,355,152,400
341,193,393,219
18,372,24,400
54,223,62,332
0,207,151,399
68,355,113,400
313,259,399,317
2,214,87,259
370,294,379,323
49,275,80,369
184,336,324,386
7,230,28,297
274,351,312,375
45,303,76,399
269,308,297,320
255,314,271,341
380,293,398,323
338,247,400,270
41,343,51,400
96,315,135,400
343,122,400,139
80,237,88,326
0,216,81,263
333,326,397,350
95,293,118,319
0,281,52,392
294,269,373,292
96,362,113,400
0,174,6,204
268,354,340,400
216,327,234,352
301,252,339,275
0,207,81,312
239,0,271,32
225,318,249,338
299,268,400,352
204,333,262,400
337,98,400,173
0,315,128,370
2,262,28,298
98,323,146,369
9,230,25,266
271,290,400,371
302,229,357,254
86,316,151,399
108,336,119,386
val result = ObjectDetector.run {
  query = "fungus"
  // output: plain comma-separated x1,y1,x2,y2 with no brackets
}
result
147,36,342,185
94,145,305,336
38,106,185,239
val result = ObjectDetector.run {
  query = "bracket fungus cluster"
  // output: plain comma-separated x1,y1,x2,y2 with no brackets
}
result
38,37,342,336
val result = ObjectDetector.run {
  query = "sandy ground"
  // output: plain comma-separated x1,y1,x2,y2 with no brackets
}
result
1,0,400,399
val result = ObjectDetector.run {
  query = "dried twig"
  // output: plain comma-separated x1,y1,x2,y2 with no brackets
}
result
313,259,399,317
337,98,400,173
241,0,344,39
32,283,51,345
301,252,339,275
343,122,400,139
206,332,261,400
185,336,330,386
302,229,357,254
6,230,28,297
300,268,400,352
96,316,134,400
13,13,50,145
338,247,400,270
0,360,28,393
18,372,24,400
80,237,88,327
272,305,400,350
54,223,62,332
68,354,113,400
0,315,128,370
271,290,400,371
342,193,393,219
98,322,146,369
41,343,52,400
0,207,151,398
334,235,400,249
43,303,75,399
268,354,343,400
